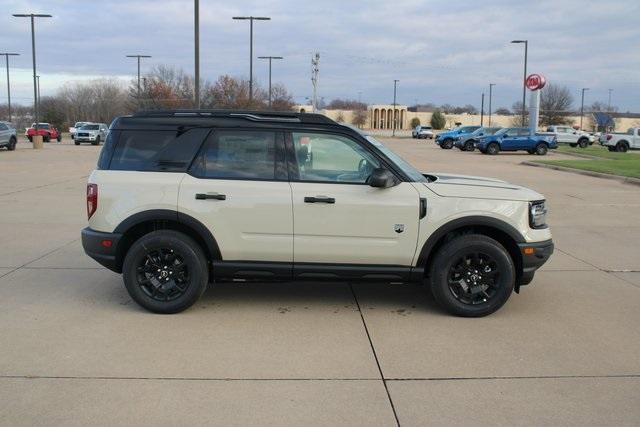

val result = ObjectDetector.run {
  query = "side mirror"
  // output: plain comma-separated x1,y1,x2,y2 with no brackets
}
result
368,168,399,188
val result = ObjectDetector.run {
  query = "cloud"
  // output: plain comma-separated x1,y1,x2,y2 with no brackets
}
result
1,0,639,110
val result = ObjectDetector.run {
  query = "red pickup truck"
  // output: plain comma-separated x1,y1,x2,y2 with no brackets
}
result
26,123,62,142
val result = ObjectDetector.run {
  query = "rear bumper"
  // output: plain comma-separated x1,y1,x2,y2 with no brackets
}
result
81,227,122,272
518,239,554,286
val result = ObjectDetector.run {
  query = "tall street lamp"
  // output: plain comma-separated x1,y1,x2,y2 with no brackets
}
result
0,53,20,122
258,56,283,109
480,92,485,126
126,54,152,104
511,39,528,126
580,87,589,130
607,88,613,112
392,80,399,136
36,75,40,113
194,0,200,109
13,13,52,126
233,16,271,103
488,83,496,126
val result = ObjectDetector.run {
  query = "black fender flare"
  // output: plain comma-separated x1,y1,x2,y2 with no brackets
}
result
416,215,525,267
113,209,222,262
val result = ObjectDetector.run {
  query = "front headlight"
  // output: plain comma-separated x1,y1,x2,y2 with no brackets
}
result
529,200,548,229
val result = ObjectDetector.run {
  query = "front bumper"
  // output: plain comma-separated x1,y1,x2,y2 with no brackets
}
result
518,239,554,286
75,135,99,142
81,227,122,272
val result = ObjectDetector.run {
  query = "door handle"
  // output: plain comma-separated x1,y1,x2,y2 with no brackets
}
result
304,196,335,204
195,193,226,201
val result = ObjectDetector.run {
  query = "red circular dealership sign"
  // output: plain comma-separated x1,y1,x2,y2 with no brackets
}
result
526,74,546,91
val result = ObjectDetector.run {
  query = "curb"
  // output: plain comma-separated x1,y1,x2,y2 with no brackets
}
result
521,161,640,187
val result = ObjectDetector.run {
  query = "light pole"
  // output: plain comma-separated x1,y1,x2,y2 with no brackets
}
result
194,0,200,108
0,53,19,122
126,54,152,104
257,56,283,108
511,39,528,126
13,13,52,126
392,79,399,136
480,92,485,126
36,75,40,113
580,87,589,130
488,83,496,126
607,88,613,112
233,16,271,103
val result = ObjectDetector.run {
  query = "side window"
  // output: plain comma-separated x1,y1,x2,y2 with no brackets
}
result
195,130,278,180
109,129,208,171
292,132,380,184
517,128,530,136
0,123,7,131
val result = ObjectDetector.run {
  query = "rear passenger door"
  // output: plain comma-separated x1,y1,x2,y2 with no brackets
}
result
500,129,519,150
178,129,294,264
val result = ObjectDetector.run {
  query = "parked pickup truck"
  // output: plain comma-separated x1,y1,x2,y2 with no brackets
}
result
544,125,594,148
0,122,17,151
600,128,640,152
25,123,61,142
435,125,482,149
477,127,557,155
412,125,434,139
69,121,89,140
454,127,502,151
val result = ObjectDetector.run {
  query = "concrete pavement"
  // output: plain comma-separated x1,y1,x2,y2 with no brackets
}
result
0,139,638,425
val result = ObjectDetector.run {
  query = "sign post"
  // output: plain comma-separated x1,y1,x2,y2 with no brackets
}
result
525,74,546,133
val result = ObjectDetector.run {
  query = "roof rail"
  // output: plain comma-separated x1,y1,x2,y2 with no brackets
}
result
132,109,336,124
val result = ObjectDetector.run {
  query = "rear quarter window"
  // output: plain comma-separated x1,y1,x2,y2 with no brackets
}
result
107,129,209,172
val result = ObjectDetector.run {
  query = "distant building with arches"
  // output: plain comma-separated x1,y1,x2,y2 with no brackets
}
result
369,105,407,130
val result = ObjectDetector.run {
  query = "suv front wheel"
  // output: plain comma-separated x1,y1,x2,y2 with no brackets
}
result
122,230,209,314
429,234,515,317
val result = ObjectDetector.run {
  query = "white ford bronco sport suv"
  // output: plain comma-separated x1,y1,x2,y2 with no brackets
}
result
82,110,553,316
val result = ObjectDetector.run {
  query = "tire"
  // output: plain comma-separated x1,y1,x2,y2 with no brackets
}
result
92,136,100,146
535,143,548,155
7,138,16,151
122,230,209,314
464,141,475,152
486,142,499,155
74,141,80,146
43,135,50,143
578,138,588,148
616,142,628,153
442,138,454,149
57,134,62,142
429,234,515,317
28,136,32,142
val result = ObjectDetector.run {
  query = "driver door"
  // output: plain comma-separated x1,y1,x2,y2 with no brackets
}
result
287,131,421,266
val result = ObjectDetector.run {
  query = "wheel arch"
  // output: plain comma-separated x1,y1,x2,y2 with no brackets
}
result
417,216,525,287
113,209,222,272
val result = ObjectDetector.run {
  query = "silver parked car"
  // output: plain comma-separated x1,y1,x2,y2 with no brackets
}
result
0,122,18,151
74,123,109,145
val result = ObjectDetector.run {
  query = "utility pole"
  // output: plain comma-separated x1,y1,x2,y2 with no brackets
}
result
480,92,485,126
194,0,200,108
311,53,320,112
392,79,399,136
36,75,40,113
511,39,528,126
233,16,271,103
13,13,52,129
0,53,20,122
488,83,495,126
258,56,283,108
580,87,589,130
607,88,613,112
126,55,152,105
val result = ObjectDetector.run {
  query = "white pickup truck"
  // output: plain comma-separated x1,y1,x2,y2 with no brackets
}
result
544,125,594,148
600,128,640,152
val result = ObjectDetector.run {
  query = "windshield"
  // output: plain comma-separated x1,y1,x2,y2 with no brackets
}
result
459,126,479,133
80,124,99,130
75,122,88,127
494,128,509,136
365,135,427,182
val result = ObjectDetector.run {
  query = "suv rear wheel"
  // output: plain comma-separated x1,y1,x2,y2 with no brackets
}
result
578,138,588,148
535,143,548,155
122,230,209,314
429,234,515,317
616,142,629,153
464,141,475,152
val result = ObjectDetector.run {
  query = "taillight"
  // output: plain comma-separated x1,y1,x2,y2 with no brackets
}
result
87,184,98,219
606,134,612,141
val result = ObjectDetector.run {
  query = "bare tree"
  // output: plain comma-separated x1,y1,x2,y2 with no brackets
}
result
352,108,367,128
268,83,295,111
495,107,511,115
539,83,574,126
326,98,367,110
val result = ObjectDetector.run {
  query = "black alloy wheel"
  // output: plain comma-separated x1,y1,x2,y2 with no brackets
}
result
535,143,548,155
578,138,588,148
465,141,475,152
447,252,500,305
486,142,499,155
136,248,191,302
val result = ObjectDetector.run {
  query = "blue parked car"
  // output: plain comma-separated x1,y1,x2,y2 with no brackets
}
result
435,125,481,149
454,127,502,151
476,127,558,155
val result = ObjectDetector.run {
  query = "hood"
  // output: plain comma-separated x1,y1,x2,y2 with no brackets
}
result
424,173,544,201
437,130,459,138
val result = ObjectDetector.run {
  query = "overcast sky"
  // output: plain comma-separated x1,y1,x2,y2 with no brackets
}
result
2,0,639,111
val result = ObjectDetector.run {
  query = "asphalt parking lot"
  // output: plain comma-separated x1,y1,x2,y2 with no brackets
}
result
1,138,639,425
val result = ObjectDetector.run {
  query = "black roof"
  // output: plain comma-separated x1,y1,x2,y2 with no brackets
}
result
131,109,335,124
